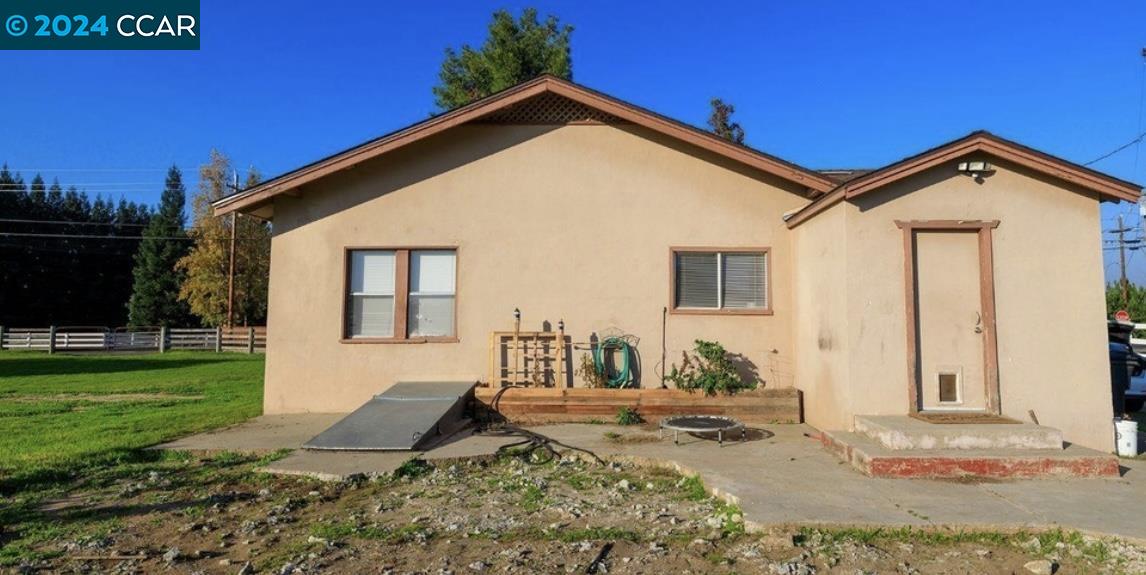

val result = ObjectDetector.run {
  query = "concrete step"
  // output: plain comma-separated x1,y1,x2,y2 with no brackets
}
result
854,415,1063,451
821,430,1120,479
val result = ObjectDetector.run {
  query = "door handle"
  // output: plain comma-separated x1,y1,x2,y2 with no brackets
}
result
974,311,983,334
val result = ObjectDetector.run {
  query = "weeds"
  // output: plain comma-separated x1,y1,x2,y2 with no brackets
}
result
678,474,708,502
615,406,642,425
392,458,432,479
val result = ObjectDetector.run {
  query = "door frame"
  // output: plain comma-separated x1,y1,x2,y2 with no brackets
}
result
896,220,1001,415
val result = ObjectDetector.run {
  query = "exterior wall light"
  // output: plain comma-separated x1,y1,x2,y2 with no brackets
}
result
957,160,994,182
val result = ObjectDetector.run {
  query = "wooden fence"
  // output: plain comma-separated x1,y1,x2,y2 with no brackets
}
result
0,326,266,354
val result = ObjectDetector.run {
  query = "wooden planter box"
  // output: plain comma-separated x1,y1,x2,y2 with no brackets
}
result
473,387,802,425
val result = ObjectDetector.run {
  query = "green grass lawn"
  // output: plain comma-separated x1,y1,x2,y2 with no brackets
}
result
0,351,263,492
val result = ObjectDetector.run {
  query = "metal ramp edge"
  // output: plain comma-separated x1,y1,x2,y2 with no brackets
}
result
303,381,476,451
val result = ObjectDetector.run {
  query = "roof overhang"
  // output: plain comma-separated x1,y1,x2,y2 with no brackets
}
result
786,131,1143,229
213,75,835,217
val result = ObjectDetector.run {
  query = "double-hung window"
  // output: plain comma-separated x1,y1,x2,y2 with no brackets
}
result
671,248,770,314
345,248,457,340
348,250,397,337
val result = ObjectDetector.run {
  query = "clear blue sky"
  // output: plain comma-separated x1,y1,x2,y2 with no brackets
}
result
2,0,1145,282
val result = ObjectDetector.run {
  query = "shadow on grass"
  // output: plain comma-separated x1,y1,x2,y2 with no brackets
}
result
0,355,233,378
0,447,165,496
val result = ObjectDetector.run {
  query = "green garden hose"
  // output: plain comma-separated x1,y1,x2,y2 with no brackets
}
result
593,337,632,388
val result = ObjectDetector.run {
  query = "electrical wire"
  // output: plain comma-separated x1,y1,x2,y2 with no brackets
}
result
0,232,267,241
1085,132,1146,166
0,218,149,227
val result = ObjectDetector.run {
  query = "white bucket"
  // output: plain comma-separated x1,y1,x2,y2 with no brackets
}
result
1115,418,1139,457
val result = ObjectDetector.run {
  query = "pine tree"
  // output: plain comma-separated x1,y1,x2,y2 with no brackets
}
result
127,166,192,326
707,98,745,145
433,8,573,111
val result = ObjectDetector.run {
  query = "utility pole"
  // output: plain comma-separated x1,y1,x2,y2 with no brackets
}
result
226,171,240,328
1120,214,1130,308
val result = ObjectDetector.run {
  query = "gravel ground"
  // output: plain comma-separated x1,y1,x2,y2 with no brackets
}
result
4,446,1146,574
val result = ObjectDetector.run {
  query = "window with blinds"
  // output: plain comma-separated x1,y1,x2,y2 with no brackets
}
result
673,249,768,312
408,250,456,337
348,250,396,337
345,248,458,340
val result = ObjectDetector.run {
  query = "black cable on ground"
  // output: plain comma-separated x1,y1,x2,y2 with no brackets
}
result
478,385,605,465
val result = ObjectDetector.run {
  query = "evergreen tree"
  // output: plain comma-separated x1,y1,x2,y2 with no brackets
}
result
707,98,746,145
0,165,151,326
127,166,192,326
433,8,573,111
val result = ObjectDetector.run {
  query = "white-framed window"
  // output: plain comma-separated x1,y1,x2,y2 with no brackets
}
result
408,250,456,337
345,248,457,340
672,249,769,313
348,250,396,337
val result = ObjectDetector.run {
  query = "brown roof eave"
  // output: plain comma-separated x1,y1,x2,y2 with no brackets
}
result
786,131,1142,229
213,76,833,217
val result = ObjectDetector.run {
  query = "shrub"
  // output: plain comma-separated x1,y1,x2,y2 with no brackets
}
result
615,406,642,426
664,339,756,396
576,353,608,388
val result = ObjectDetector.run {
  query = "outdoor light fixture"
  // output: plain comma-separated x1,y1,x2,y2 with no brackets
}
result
957,160,994,181
958,160,994,178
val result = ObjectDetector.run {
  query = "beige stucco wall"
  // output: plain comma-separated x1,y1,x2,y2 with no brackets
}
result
263,124,809,414
791,201,852,431
842,158,1112,451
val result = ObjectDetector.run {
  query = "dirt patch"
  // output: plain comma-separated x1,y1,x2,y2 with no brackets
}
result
910,412,1021,424
4,453,1145,574
603,431,662,444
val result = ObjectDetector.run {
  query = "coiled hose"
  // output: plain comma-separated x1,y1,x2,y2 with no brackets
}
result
593,336,632,388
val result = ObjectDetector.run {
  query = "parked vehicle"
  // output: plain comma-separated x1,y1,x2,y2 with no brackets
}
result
1109,320,1146,414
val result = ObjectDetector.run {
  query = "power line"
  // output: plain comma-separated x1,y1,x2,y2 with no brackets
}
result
1085,131,1146,166
0,218,149,227
1,181,201,186
0,168,172,172
0,191,190,198
0,232,267,241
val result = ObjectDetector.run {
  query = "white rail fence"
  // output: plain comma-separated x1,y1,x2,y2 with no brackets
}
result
0,326,266,354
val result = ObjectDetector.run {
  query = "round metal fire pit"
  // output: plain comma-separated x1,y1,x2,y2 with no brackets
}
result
659,415,746,446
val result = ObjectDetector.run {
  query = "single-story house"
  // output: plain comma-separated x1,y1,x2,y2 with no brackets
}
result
214,75,1141,452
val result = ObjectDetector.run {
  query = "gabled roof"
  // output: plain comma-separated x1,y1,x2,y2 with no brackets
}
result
213,75,836,216
786,130,1142,229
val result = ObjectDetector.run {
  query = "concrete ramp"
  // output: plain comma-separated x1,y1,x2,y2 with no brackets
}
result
303,381,476,451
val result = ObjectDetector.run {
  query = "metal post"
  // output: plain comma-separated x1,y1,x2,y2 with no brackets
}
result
557,319,565,388
48,325,56,355
247,326,256,354
214,326,223,353
512,308,521,386
158,326,167,353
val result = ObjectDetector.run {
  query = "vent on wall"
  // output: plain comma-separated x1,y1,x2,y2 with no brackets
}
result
475,92,628,125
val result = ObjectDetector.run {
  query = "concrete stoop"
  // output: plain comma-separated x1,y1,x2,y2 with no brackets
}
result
822,415,1120,479
854,415,1063,450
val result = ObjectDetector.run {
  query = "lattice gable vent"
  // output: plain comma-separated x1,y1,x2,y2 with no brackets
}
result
475,92,628,125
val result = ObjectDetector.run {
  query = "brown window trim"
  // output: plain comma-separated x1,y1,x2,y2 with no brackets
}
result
341,246,460,343
668,246,773,316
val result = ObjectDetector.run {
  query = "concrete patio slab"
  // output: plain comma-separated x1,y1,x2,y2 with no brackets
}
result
155,414,344,453
261,451,413,481
158,417,1146,540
